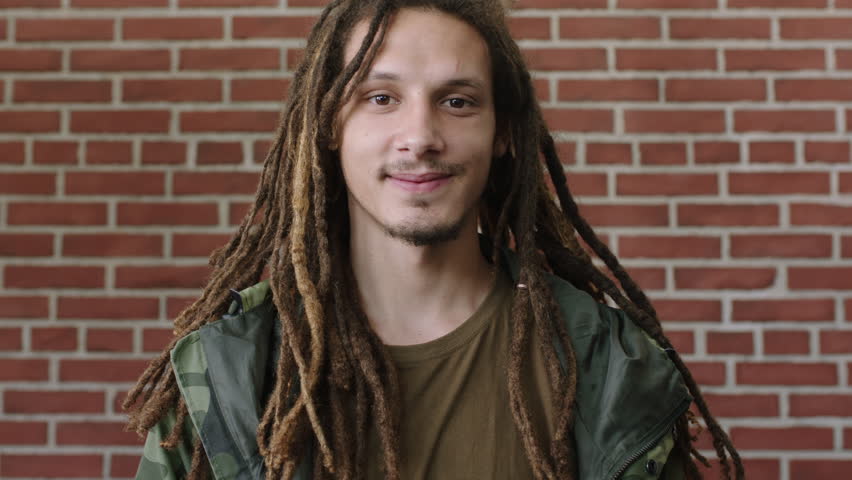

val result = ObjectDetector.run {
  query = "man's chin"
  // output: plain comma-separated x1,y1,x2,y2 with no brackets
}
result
383,221,465,247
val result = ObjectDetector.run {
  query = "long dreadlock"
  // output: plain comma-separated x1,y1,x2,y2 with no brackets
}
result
124,1,745,479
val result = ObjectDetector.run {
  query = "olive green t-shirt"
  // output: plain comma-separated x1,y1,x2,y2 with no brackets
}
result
366,270,555,479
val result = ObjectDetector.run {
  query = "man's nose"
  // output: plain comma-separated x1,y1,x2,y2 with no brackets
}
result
395,101,445,158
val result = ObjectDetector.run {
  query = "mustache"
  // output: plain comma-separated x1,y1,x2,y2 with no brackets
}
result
379,158,466,178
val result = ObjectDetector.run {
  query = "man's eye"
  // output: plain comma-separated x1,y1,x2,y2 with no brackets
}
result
445,98,470,109
369,94,395,106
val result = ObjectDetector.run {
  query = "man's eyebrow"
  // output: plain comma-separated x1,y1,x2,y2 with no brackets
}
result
366,71,485,90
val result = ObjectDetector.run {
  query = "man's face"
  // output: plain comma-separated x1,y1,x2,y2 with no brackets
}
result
336,8,504,247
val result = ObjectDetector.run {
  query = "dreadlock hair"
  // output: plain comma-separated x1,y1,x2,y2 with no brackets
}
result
124,1,745,479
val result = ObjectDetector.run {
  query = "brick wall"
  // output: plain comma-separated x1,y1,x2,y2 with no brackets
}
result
1,0,851,478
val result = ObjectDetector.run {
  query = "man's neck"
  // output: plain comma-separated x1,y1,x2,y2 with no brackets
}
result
349,223,496,346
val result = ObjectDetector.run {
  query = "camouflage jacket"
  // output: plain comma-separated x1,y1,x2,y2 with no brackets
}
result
136,250,692,480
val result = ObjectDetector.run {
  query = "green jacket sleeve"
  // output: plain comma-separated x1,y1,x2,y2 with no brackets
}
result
135,408,198,480
618,430,685,480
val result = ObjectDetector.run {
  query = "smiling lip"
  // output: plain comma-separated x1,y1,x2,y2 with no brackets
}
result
387,172,452,193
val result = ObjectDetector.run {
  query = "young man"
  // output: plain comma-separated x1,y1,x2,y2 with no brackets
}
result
126,1,744,479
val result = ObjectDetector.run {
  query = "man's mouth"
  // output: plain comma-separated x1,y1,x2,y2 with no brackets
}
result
386,172,453,193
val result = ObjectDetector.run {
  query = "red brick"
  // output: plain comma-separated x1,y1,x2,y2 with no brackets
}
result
0,455,103,478
820,330,852,354
617,173,717,196
143,328,174,352
5,265,103,289
229,201,252,225
790,460,852,480
639,143,686,165
118,202,218,226
0,111,60,133
680,19,771,40
726,48,826,71
123,79,221,102
764,330,810,354
111,454,141,478
617,48,716,70
618,0,716,6
173,172,259,195
0,421,47,445
703,393,779,418
0,296,49,319
522,48,607,71
838,173,852,193
87,328,133,352
707,331,754,354
34,140,78,164
735,109,835,132
4,390,104,414
730,172,829,195
625,110,725,133
173,233,232,257
625,266,666,290
847,429,852,449
180,0,277,4
685,361,725,385
180,110,278,133
733,426,833,450
181,48,280,70
115,265,211,289
841,235,852,257
14,80,111,103
790,394,852,417
0,49,62,71
730,0,826,6
16,18,113,41
654,299,721,322
580,204,668,227
0,0,60,6
0,173,54,195
777,79,852,101
65,172,164,196
789,267,852,289
71,110,170,133
749,141,795,164
72,0,167,5
695,141,740,164
86,141,133,165
231,78,290,102
60,359,148,382
123,17,222,40
731,234,831,258
0,359,49,381
586,143,631,164
32,327,77,351
664,330,694,354
508,17,551,40
63,233,162,258
557,79,658,102
791,203,852,226
737,362,837,385
58,296,160,320
0,328,22,350
620,235,721,259
782,18,852,39
559,17,660,39
566,173,607,196
668,78,766,102
233,16,316,39
733,298,835,322
678,204,779,226
806,141,850,163
142,141,186,165
0,141,25,164
56,421,141,446
840,49,852,70
8,202,106,226
167,296,195,318
540,108,614,132
72,49,170,71
197,141,244,164
676,267,775,290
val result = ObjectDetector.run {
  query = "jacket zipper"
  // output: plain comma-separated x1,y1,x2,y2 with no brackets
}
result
608,397,691,480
